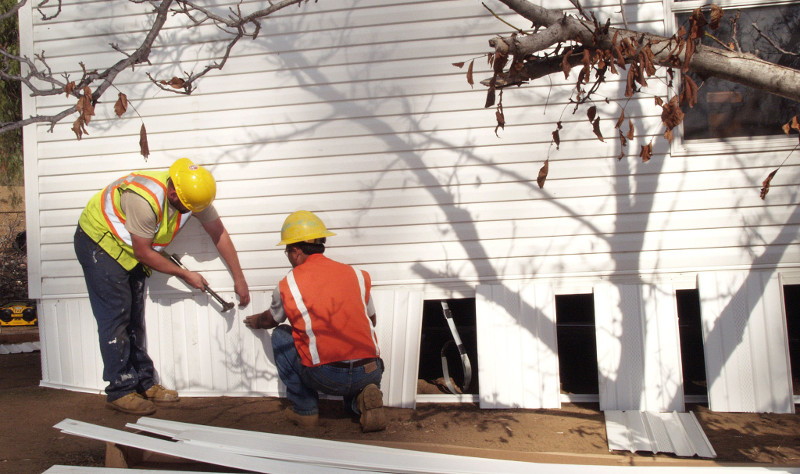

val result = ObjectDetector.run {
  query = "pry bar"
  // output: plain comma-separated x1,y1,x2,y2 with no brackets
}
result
162,252,235,312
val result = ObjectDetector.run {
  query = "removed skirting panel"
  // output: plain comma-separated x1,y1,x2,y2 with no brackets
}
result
605,410,716,458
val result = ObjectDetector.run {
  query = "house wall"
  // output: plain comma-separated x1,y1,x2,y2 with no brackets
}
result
21,0,798,412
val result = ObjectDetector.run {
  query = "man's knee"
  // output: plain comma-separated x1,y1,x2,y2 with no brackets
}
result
270,324,294,352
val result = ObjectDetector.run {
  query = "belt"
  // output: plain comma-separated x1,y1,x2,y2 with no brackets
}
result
328,358,376,369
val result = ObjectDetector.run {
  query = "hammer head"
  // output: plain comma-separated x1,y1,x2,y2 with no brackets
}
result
221,301,235,312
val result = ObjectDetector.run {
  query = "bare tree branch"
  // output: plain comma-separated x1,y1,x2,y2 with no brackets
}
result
0,0,316,136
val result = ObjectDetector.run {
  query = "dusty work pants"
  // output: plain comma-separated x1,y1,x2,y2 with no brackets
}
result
271,324,384,416
74,226,156,402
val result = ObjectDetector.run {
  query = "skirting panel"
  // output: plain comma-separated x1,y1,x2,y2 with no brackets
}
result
698,271,794,413
594,282,684,412
476,283,560,409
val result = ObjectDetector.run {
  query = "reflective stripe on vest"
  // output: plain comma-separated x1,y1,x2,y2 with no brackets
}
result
286,271,320,365
353,267,380,354
101,173,189,251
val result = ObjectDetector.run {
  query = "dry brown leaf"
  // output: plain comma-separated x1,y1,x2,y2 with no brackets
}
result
655,96,664,106
661,95,685,131
139,124,150,159
783,122,792,135
640,141,653,163
64,81,76,97
761,169,778,199
592,117,604,142
561,47,573,79
494,105,505,137
634,61,648,87
76,87,95,125
612,31,626,69
161,77,185,89
467,60,474,88
791,116,800,132
615,110,625,129
485,85,496,108
71,117,87,140
642,46,656,76
680,74,699,108
493,51,508,76
552,129,560,150
587,106,597,123
452,62,465,68
619,129,627,148
664,129,674,142
627,119,635,140
580,49,591,84
710,5,724,30
114,93,128,117
625,66,636,97
537,159,549,189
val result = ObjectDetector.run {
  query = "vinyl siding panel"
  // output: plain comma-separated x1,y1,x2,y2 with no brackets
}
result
22,0,800,409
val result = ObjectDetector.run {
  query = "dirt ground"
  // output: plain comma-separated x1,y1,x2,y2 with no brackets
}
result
1,347,800,473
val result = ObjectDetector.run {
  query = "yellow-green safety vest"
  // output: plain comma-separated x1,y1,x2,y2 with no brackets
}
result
78,171,191,271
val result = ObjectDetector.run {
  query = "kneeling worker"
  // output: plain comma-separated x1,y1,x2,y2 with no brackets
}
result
244,210,386,432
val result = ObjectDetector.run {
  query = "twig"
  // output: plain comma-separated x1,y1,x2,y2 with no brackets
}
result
482,2,526,34
752,22,799,57
619,0,629,30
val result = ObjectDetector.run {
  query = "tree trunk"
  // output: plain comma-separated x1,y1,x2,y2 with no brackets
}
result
490,0,800,102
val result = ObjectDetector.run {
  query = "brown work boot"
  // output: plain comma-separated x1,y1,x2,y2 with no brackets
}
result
106,392,156,415
143,384,180,403
284,408,319,428
356,384,386,432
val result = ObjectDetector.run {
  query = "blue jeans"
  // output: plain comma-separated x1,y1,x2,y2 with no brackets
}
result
271,324,384,416
74,226,155,402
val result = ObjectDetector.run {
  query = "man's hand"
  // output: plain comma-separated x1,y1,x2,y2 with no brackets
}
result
244,312,262,329
234,279,250,307
244,310,278,330
181,270,208,291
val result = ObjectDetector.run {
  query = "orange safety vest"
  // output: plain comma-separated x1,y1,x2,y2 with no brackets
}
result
278,254,380,367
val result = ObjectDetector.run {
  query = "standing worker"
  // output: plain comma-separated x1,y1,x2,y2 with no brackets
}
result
244,210,386,432
74,158,250,415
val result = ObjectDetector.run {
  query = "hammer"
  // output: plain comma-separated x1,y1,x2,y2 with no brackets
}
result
162,252,236,312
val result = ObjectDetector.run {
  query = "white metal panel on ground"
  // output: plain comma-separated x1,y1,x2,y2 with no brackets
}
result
698,271,795,413
54,419,345,474
0,341,40,354
70,417,797,474
594,283,684,412
604,411,716,458
44,467,219,473
476,283,560,409
372,289,424,408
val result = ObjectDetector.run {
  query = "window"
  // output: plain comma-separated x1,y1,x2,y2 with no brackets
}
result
672,1,800,142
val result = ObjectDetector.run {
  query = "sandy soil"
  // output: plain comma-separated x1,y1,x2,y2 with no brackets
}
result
1,350,799,473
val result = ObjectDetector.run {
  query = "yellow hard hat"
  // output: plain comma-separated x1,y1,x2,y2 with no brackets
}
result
277,210,336,246
168,158,216,212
